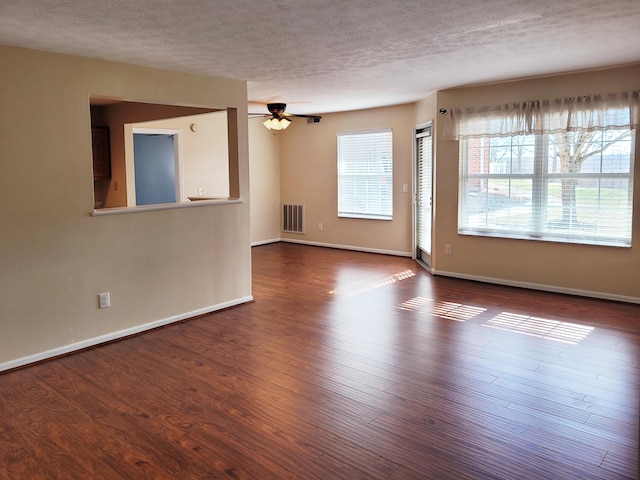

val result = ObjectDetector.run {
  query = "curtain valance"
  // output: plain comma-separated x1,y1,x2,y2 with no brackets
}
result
442,91,640,140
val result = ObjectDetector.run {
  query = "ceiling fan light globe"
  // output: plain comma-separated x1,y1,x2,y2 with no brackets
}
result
262,112,292,131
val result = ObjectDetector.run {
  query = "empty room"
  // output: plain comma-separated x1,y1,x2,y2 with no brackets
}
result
0,1,639,478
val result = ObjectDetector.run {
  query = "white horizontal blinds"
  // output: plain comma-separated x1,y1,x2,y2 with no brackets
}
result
541,130,633,243
459,130,634,246
416,126,432,252
337,129,393,220
461,135,540,236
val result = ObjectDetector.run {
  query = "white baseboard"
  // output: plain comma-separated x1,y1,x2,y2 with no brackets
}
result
0,295,254,373
280,238,412,257
432,269,640,304
250,238,281,247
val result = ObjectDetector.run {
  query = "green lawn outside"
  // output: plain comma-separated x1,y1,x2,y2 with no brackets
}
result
472,179,631,235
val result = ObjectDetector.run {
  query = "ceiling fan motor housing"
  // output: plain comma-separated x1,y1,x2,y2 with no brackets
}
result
267,103,287,117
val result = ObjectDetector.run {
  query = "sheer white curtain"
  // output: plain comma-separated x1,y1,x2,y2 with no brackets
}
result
442,91,640,140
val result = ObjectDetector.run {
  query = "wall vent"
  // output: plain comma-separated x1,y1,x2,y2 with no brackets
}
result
282,204,304,233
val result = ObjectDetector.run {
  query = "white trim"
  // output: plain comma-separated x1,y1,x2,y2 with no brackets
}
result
432,269,640,304
415,258,435,275
251,238,281,247
92,197,242,216
337,213,393,220
0,295,253,373
281,238,412,257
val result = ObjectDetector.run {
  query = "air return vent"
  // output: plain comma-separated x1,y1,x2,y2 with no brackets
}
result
282,204,304,233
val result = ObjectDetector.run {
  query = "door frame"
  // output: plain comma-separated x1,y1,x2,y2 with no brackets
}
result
412,121,434,272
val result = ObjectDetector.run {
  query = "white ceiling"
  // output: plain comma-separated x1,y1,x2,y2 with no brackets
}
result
1,0,639,115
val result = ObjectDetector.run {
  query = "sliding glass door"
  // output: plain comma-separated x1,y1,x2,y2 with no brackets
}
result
415,123,433,268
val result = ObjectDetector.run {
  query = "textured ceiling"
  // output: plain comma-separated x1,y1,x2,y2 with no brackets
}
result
1,0,639,115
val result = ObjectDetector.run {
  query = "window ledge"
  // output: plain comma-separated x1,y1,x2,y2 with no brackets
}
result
338,214,393,220
92,197,242,216
459,229,631,248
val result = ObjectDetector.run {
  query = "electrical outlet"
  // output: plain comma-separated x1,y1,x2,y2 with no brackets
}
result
445,244,453,255
317,223,323,231
198,187,205,195
98,292,110,309
403,183,409,193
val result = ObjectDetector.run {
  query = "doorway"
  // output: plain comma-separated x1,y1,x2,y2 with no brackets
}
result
414,123,433,269
132,129,182,206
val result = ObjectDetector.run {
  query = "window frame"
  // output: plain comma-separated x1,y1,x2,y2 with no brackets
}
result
458,130,635,247
337,128,393,221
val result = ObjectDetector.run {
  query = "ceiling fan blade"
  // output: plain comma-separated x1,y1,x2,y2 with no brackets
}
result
290,114,322,119
249,102,322,124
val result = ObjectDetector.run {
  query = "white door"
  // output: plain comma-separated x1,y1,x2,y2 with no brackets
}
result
415,124,433,268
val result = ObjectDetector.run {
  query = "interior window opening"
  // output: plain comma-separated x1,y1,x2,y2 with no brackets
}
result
90,97,237,210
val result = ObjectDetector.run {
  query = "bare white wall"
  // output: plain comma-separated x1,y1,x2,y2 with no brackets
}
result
0,44,251,370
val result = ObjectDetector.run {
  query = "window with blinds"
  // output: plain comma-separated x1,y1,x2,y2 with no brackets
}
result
459,129,634,247
337,129,393,220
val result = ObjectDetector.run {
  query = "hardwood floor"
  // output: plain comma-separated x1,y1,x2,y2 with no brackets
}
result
1,242,639,479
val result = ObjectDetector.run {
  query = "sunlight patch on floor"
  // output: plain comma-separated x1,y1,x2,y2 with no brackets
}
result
482,312,594,344
398,296,432,311
329,269,416,296
398,296,486,322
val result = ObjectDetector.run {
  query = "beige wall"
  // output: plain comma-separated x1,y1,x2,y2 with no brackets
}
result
248,118,281,244
430,65,640,301
279,104,416,255
414,92,437,125
0,44,251,369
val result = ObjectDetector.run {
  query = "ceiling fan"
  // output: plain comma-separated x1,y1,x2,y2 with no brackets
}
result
249,103,322,130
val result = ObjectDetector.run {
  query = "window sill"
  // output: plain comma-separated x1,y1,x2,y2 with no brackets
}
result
92,197,242,216
338,214,393,221
458,229,631,248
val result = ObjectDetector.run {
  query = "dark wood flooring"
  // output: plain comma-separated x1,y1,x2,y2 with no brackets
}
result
1,242,639,479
